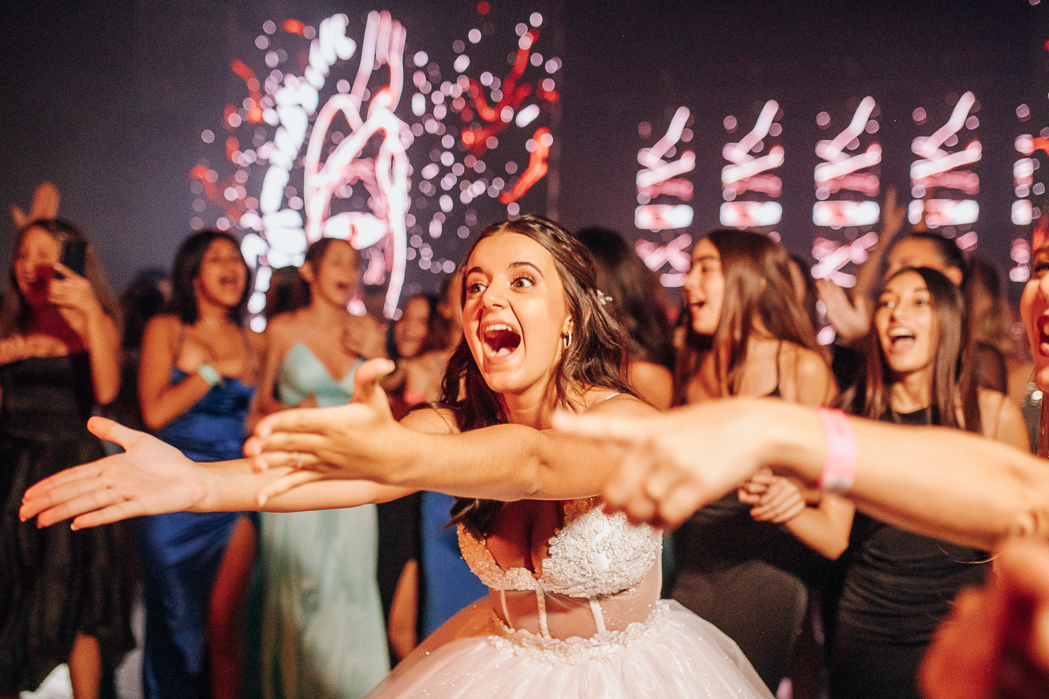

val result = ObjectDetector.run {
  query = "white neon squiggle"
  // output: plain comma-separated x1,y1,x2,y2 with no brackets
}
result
302,11,410,318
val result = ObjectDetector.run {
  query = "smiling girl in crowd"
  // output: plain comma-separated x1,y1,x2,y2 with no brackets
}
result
22,215,776,699
670,229,841,690
135,230,263,699
811,267,1025,699
250,236,388,698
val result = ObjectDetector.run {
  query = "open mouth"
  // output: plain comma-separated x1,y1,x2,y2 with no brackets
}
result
1038,317,1049,356
887,327,916,351
483,323,522,357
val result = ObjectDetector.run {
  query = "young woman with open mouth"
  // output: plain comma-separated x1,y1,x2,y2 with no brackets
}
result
670,229,841,691
249,236,389,697
134,230,263,699
22,216,774,698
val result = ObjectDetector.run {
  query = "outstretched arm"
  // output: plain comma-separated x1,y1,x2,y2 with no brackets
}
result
245,361,658,504
553,399,1049,552
19,417,412,530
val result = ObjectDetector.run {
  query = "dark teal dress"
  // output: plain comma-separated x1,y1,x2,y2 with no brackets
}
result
134,367,257,699
0,354,133,694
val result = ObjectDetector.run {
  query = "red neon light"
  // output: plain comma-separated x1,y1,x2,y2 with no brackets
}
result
189,165,242,223
284,19,305,35
478,2,490,14
461,29,540,157
231,60,264,123
499,128,550,204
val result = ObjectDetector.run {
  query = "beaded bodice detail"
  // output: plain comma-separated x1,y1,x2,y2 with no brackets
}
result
458,499,658,596
457,499,666,661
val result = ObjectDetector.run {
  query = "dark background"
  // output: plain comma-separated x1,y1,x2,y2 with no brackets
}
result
1,0,1045,303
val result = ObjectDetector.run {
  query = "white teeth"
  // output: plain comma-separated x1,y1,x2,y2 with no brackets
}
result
485,323,513,335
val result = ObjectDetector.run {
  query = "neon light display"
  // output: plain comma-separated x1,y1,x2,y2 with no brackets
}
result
720,100,784,234
191,8,559,325
909,91,981,248
1009,103,1048,282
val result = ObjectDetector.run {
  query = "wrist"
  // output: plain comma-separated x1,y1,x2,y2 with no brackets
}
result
815,408,858,494
761,401,826,485
197,364,221,386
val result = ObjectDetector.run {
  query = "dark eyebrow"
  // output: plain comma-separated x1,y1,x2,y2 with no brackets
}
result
465,265,484,277
692,254,719,263
509,260,544,276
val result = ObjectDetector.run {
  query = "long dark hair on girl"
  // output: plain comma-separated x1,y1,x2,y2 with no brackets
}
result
575,226,675,370
673,229,820,404
839,266,981,434
444,215,634,538
167,230,251,325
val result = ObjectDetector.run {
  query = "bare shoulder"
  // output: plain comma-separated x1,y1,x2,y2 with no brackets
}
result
400,406,460,435
978,388,1029,450
626,360,673,410
784,343,836,406
582,389,657,418
261,312,298,351
791,344,832,379
143,314,181,346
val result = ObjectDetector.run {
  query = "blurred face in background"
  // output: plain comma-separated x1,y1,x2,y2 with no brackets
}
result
683,238,724,335
194,238,246,309
395,296,432,359
1022,244,1049,391
13,226,60,308
306,240,359,308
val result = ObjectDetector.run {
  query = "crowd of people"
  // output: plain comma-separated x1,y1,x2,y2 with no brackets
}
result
5,185,1049,699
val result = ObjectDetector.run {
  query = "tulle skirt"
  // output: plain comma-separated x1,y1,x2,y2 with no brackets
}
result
365,599,773,698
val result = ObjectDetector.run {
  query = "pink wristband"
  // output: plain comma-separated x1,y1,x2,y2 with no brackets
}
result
816,408,857,495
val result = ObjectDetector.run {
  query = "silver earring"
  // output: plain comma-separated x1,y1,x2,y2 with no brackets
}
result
563,331,572,349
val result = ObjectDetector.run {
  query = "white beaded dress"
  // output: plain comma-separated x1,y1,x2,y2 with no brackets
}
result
364,498,773,698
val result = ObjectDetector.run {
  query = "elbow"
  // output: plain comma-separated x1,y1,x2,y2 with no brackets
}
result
822,539,849,561
140,406,168,432
96,384,120,406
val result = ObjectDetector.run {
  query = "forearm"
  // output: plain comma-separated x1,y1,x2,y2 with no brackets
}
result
140,374,213,430
83,311,121,404
761,402,1049,550
780,497,852,560
382,424,572,500
197,458,410,512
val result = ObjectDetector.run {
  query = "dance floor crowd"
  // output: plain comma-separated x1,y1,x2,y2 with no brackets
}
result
5,185,1049,699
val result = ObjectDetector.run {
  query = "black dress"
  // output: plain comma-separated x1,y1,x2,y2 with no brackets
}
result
829,407,988,699
0,354,133,694
671,343,830,691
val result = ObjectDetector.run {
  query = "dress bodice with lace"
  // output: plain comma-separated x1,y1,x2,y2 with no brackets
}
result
365,498,772,699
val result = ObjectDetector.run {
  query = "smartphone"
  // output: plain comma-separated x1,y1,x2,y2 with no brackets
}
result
59,239,87,276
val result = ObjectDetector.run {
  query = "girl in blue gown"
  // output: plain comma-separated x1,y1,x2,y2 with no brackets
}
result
135,230,263,699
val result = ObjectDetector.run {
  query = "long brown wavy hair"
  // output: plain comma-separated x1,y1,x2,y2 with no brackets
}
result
839,266,981,434
442,215,633,538
674,229,819,404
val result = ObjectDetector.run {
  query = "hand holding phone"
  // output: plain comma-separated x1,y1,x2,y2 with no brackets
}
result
58,239,87,277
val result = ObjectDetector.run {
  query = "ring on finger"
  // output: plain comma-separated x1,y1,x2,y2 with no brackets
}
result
294,452,305,469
